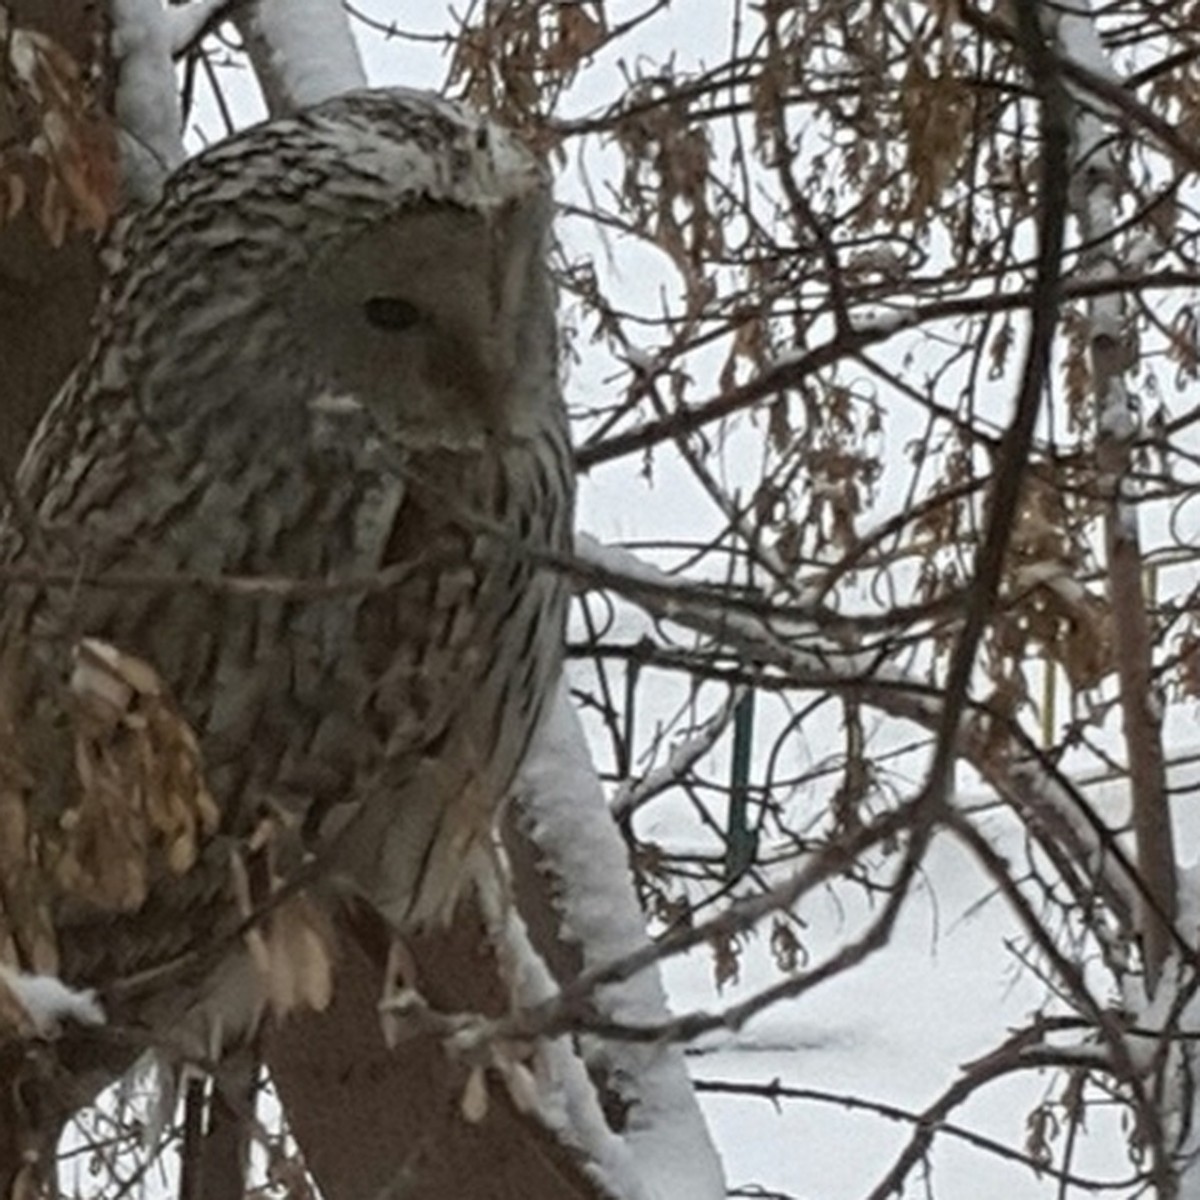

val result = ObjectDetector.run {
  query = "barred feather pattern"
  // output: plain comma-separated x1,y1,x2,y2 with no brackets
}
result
0,89,574,1050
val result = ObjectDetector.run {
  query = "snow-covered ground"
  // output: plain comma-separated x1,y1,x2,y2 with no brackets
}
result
671,820,1132,1199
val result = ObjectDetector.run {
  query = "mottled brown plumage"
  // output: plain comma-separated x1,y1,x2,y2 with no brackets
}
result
0,88,573,1069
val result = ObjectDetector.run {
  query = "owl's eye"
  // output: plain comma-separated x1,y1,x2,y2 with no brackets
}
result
363,296,422,332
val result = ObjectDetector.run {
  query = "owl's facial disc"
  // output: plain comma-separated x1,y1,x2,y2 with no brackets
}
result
287,196,548,445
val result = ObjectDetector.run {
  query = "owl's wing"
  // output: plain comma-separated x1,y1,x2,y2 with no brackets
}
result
0,398,416,1026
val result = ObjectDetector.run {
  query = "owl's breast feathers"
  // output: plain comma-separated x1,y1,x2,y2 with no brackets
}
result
0,411,570,1029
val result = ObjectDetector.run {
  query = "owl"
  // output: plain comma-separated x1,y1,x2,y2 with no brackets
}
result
0,88,573,1078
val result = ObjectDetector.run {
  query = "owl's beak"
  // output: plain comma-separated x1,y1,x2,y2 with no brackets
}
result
483,203,537,380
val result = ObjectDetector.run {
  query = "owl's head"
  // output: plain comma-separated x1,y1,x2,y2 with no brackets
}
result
99,89,559,446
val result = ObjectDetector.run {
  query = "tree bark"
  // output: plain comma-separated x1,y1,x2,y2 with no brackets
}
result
265,893,618,1200
0,1,107,475
0,5,108,1193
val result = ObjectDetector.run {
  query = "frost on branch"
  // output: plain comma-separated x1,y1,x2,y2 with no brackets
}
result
234,0,367,115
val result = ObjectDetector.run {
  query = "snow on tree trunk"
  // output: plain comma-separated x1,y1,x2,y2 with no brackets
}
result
509,678,726,1200
233,0,366,116
110,0,184,201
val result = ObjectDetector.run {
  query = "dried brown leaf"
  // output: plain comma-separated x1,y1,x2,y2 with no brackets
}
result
544,3,605,75
2,168,27,222
57,640,219,910
2,21,118,243
711,928,742,991
900,58,973,220
770,918,804,973
461,1065,490,1124
250,895,336,1019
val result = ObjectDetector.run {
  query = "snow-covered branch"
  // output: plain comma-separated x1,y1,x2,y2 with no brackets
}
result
0,965,105,1039
233,0,366,115
110,0,186,201
509,679,726,1200
574,534,1154,943
610,688,741,820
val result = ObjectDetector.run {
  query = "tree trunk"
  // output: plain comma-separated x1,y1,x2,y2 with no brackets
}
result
0,4,108,1191
265,895,617,1200
0,2,107,475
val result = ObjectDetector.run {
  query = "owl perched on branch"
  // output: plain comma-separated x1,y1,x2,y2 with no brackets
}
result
0,88,573,1077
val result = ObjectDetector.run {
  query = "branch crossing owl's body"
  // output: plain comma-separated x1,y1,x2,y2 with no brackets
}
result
0,89,573,1060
